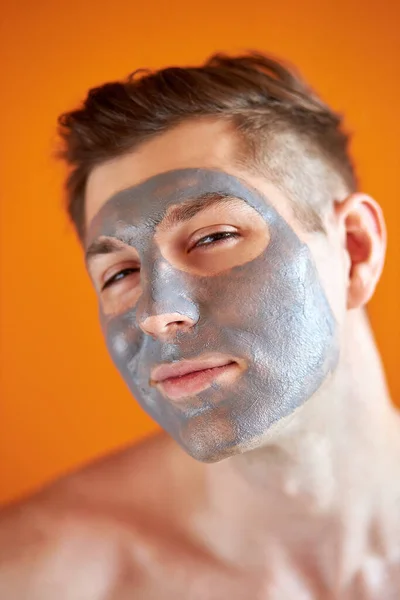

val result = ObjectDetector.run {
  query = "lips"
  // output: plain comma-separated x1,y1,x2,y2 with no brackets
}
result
150,354,243,400
151,355,237,383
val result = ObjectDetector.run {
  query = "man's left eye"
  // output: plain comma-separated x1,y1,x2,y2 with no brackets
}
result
192,231,240,250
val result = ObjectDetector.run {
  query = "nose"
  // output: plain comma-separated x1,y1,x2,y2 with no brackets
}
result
139,312,197,339
136,258,199,340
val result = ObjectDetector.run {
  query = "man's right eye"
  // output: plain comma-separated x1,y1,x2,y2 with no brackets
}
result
102,268,140,290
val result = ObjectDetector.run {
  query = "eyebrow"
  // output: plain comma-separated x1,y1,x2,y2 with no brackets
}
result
85,193,239,264
159,193,236,229
85,238,131,265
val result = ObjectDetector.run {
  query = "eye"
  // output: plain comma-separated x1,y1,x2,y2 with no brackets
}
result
102,267,140,290
190,231,240,252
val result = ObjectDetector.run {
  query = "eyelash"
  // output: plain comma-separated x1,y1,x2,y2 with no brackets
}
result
101,231,240,290
102,267,140,290
189,230,239,250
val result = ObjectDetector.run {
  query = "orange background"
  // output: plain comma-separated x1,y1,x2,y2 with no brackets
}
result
1,0,399,506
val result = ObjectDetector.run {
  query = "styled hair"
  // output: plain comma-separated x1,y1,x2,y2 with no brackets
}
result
57,51,357,240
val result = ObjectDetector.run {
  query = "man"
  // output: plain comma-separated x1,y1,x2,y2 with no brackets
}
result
0,51,399,599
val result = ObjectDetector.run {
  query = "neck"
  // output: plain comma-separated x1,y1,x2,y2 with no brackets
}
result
198,310,400,585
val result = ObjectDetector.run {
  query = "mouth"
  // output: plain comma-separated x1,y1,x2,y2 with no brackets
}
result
150,354,243,401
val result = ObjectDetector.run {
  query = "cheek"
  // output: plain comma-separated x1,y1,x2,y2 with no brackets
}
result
100,308,144,375
195,252,288,330
201,244,338,359
194,257,267,313
308,240,348,327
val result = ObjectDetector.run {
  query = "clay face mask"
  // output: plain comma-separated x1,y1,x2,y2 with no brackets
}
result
85,168,339,462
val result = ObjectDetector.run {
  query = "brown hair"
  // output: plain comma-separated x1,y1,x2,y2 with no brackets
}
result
57,51,357,240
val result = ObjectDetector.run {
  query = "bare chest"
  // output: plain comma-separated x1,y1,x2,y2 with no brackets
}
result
109,541,400,600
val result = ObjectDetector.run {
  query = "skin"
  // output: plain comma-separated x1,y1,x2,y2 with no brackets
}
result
0,117,399,599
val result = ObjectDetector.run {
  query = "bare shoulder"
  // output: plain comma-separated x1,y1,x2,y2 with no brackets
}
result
51,430,198,513
0,494,120,600
0,431,196,599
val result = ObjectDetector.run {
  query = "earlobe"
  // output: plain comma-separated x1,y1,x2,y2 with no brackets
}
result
335,193,387,310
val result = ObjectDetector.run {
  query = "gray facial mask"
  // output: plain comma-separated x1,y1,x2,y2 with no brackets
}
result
86,168,339,462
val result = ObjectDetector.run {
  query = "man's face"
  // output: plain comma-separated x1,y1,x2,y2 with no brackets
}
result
84,119,341,462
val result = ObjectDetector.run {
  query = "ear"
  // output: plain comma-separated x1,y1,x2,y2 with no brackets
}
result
335,193,387,310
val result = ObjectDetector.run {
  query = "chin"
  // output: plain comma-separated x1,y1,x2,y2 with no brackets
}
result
178,426,264,464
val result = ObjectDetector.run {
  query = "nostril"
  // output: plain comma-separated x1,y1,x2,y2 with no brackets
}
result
166,320,185,330
139,313,197,338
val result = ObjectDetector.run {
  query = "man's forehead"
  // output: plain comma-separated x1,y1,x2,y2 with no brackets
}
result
84,168,278,248
84,117,243,225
